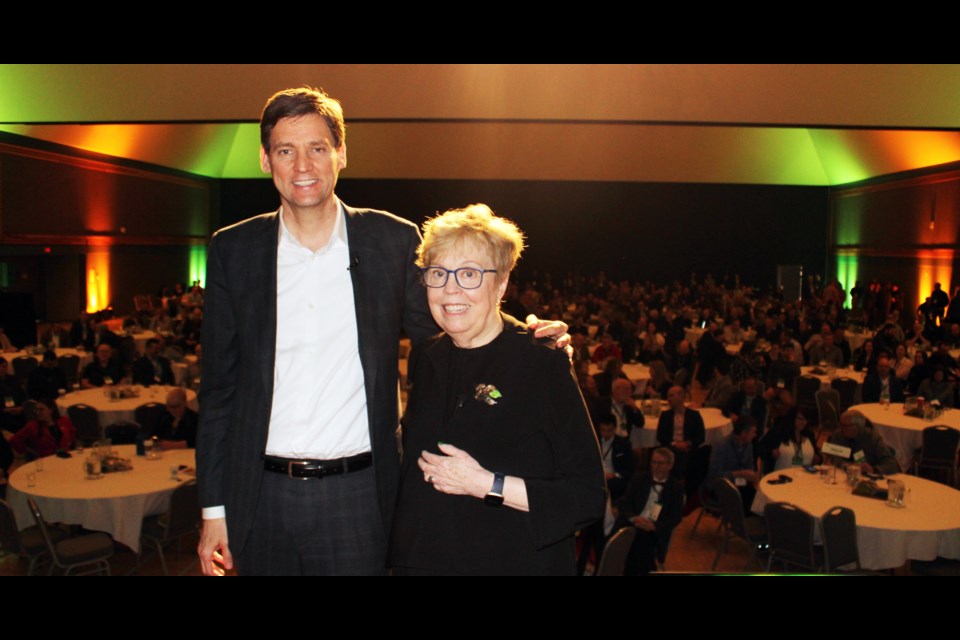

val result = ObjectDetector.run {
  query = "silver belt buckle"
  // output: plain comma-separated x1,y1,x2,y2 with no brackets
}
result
287,460,313,480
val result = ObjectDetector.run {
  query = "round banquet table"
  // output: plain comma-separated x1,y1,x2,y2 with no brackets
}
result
6,444,196,552
629,405,732,450
127,330,157,356
589,362,651,395
849,403,960,473
844,329,874,353
56,385,198,426
801,366,865,393
8,347,93,371
751,466,960,570
171,354,199,387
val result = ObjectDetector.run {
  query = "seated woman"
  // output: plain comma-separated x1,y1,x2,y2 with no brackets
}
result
757,407,820,474
906,351,931,396
917,366,955,408
390,204,605,576
9,400,76,459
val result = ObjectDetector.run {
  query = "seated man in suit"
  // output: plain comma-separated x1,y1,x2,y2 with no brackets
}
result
598,378,645,445
81,344,123,388
597,412,635,500
615,447,685,575
656,385,705,493
808,331,845,368
154,387,198,449
766,342,801,395
861,356,905,404
132,338,175,387
701,361,736,409
27,351,67,401
722,375,768,436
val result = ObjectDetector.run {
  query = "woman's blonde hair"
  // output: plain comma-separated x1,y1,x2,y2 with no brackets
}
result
417,203,525,279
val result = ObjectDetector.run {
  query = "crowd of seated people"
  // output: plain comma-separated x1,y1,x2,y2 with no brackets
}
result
0,282,205,491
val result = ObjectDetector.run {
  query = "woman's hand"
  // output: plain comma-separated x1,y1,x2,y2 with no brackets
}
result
419,443,493,499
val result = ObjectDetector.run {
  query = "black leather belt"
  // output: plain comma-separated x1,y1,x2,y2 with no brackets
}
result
263,452,373,480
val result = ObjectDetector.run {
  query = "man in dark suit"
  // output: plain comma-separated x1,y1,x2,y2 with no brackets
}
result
154,387,198,449
131,338,174,387
656,385,706,497
596,378,645,442
196,88,564,576
861,356,905,404
615,447,684,575
722,375,767,435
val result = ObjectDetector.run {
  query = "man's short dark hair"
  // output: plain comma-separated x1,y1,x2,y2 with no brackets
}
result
596,413,616,427
261,86,346,151
42,350,57,363
146,338,161,349
732,416,755,435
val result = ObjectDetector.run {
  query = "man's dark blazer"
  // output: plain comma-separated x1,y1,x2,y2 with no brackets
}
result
154,407,199,449
722,391,767,427
615,473,685,563
594,396,645,437
655,408,706,449
196,204,437,556
861,372,905,404
131,356,175,387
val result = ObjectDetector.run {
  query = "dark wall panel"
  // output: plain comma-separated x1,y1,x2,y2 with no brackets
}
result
220,178,829,288
2,153,210,238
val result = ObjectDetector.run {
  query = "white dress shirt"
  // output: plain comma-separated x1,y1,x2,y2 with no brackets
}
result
203,203,369,520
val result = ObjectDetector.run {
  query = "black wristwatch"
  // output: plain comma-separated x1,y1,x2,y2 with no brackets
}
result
484,472,505,506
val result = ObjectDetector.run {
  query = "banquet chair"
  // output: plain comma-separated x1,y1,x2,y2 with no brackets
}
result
914,425,960,487
134,402,166,438
820,506,863,573
104,421,140,445
815,389,841,432
831,377,859,413
57,354,80,387
67,404,102,445
795,376,822,421
690,481,723,539
595,526,636,576
134,480,200,576
763,502,822,573
27,498,113,576
711,479,768,571
12,356,37,385
0,498,66,575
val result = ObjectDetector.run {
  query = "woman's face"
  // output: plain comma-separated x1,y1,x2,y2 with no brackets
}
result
896,345,905,358
795,412,807,431
35,403,52,424
425,243,507,349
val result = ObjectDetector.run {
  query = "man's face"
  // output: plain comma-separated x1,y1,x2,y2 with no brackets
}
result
738,425,757,443
744,378,757,396
97,344,112,363
612,379,632,404
260,114,346,216
877,358,890,378
147,342,161,358
650,453,673,480
599,422,616,441
839,415,859,439
667,386,685,409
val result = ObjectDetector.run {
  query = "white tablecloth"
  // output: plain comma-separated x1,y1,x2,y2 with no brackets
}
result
685,327,706,347
801,366,865,394
171,355,198,387
7,444,196,552
630,406,732,449
589,362,651,394
56,385,198,426
844,330,874,353
126,331,157,356
752,466,960,570
850,403,960,473
8,348,93,372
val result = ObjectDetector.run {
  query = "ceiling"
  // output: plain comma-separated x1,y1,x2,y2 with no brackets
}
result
2,64,960,185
